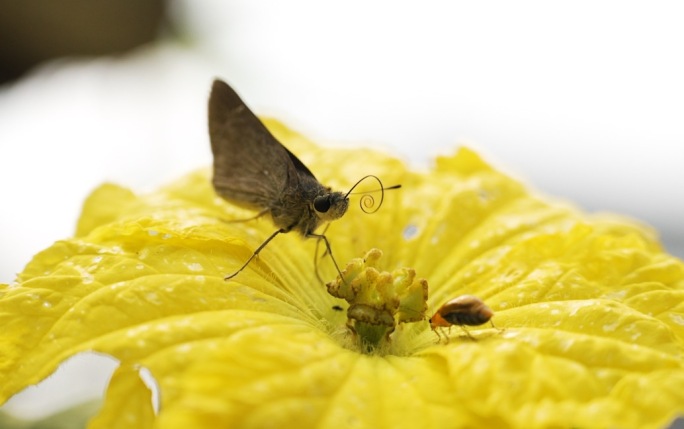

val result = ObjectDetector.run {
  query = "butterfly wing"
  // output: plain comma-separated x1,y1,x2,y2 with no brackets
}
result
208,79,305,210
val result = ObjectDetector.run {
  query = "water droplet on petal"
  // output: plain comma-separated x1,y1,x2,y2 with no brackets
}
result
403,224,418,240
187,262,204,272
669,313,684,326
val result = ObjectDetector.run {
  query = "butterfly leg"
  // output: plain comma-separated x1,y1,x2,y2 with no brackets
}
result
307,232,343,284
312,225,333,283
314,224,332,258
313,241,324,285
224,228,284,281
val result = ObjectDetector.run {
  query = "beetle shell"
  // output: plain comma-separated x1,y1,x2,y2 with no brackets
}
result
430,295,493,330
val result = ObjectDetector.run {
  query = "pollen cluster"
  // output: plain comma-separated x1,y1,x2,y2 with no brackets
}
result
326,248,428,351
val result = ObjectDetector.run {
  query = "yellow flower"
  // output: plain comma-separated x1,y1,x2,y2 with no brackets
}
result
2,119,684,428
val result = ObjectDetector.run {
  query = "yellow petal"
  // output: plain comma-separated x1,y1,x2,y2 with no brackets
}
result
150,325,468,429
76,183,137,237
1,121,683,429
88,364,155,429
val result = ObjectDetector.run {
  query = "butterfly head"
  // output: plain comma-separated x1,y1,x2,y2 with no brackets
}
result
313,192,349,222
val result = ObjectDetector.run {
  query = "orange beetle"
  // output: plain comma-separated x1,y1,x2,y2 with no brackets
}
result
429,295,497,343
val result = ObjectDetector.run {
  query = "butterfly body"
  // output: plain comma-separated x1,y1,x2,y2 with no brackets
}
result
209,79,349,237
208,79,353,280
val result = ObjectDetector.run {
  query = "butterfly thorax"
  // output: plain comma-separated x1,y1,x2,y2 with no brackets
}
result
270,177,349,235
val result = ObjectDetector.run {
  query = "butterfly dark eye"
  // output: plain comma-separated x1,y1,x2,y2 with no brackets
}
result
314,196,331,213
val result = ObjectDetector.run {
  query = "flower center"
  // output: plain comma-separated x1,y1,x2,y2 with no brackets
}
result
326,248,428,354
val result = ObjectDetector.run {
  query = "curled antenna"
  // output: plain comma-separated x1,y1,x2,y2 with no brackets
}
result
344,175,402,214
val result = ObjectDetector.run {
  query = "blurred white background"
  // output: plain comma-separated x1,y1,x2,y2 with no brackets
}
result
2,1,684,285
1,0,683,420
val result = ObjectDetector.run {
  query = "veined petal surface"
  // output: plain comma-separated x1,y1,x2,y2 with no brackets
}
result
1,119,683,429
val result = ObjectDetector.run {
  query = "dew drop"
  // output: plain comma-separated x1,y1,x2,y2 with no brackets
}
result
559,338,574,351
157,323,171,332
146,292,161,304
402,224,418,240
603,290,627,300
669,313,684,326
187,262,204,272
568,301,593,317
602,322,619,332
177,344,192,353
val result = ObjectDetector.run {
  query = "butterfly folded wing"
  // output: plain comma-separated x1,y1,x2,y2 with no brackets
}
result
208,79,301,211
